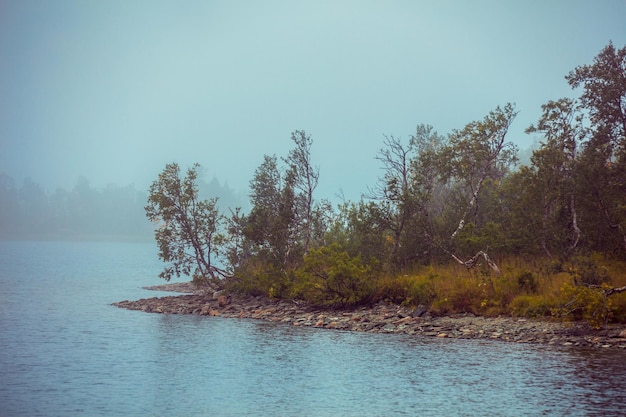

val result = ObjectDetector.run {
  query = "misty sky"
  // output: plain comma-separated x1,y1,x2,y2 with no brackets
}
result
1,1,625,202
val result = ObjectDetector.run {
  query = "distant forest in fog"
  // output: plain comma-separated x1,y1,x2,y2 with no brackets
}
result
0,173,244,241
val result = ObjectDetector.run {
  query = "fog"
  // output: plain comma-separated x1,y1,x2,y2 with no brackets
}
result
0,172,245,240
1,1,625,203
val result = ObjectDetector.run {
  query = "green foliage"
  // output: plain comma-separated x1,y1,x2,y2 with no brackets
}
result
568,255,611,287
144,43,626,328
293,244,374,306
553,255,617,327
325,200,390,269
509,295,559,318
374,270,437,306
430,279,484,316
145,163,226,284
516,271,538,293
368,127,445,269
609,292,626,323
559,282,613,329
225,257,292,299
228,130,328,297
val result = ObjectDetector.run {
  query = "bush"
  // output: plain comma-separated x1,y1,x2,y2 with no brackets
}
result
225,257,292,298
568,255,611,287
517,271,538,293
559,282,612,328
373,269,436,306
609,292,626,323
404,274,437,307
430,274,485,316
293,244,374,306
509,294,558,318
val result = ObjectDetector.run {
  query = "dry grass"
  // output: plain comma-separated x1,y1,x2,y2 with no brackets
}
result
371,255,626,324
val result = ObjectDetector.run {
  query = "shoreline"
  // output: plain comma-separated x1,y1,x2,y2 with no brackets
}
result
113,282,626,349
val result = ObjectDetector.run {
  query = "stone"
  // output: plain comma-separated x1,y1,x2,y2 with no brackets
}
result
112,284,626,350
394,316,414,325
412,305,428,318
217,295,230,307
382,323,396,332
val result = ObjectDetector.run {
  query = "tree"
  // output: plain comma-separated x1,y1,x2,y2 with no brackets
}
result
285,130,320,254
18,178,51,236
145,163,228,285
367,125,445,269
225,131,330,298
368,134,417,268
325,199,388,268
494,167,544,255
436,104,518,272
238,130,324,270
566,42,626,254
526,98,587,256
566,42,626,158
241,154,297,269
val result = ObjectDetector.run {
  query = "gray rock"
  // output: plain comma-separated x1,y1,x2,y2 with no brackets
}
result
411,304,428,318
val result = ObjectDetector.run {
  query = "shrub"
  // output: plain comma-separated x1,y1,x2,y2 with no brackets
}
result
403,274,437,307
568,255,611,287
559,282,612,328
225,257,292,298
430,273,484,316
293,244,374,306
509,294,558,318
517,271,538,293
609,292,626,323
373,269,436,306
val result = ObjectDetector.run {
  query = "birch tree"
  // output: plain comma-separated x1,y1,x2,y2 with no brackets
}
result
526,98,587,256
567,42,626,253
145,163,228,285
438,104,518,272
368,125,445,268
284,130,320,254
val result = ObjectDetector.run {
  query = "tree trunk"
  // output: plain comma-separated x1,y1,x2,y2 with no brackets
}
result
451,250,501,275
570,194,581,250
451,177,485,239
603,285,626,297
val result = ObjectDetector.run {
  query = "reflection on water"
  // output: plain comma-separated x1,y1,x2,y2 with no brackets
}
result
1,241,625,416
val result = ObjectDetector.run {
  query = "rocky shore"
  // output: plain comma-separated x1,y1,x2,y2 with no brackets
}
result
113,282,626,349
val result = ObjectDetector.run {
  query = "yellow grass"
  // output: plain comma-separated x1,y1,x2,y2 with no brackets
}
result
372,256,626,324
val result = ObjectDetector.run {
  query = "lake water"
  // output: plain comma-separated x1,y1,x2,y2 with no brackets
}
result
1,241,625,417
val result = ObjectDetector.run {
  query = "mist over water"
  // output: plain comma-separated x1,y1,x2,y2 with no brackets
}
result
0,173,244,241
1,241,626,417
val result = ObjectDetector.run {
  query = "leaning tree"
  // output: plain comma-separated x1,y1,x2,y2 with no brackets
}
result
145,163,229,286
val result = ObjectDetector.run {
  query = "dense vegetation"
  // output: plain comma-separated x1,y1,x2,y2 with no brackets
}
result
148,42,626,327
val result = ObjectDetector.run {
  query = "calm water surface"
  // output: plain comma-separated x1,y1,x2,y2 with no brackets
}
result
1,241,625,416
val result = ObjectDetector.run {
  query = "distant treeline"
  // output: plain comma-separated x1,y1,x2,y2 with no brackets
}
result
0,173,243,241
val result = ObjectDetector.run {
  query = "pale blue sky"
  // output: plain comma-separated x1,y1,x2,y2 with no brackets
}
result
1,0,625,202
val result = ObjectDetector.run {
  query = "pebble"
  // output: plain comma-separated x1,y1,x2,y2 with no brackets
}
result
112,285,626,350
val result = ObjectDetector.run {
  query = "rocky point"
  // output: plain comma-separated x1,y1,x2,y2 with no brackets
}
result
113,282,626,349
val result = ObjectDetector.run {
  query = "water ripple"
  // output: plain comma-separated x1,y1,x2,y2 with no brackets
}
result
1,241,625,416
